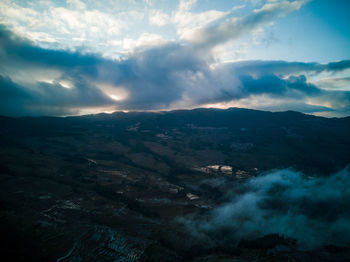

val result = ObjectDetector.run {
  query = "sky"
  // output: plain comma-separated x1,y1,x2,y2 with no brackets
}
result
0,0,349,117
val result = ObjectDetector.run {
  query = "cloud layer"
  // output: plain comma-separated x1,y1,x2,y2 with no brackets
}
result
0,0,349,117
181,168,350,249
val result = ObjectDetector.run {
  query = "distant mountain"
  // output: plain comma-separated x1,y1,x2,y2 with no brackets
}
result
1,107,349,174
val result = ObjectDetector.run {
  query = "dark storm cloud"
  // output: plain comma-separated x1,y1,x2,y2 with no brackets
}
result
0,75,32,116
0,26,101,75
109,44,210,109
180,168,350,249
107,51,350,110
0,25,350,116
239,74,321,97
0,26,116,116
228,60,350,76
0,73,113,117
327,60,350,72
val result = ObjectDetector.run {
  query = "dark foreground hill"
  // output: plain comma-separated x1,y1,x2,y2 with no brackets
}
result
0,108,350,261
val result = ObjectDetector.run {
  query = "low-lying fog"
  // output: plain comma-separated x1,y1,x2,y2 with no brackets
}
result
180,167,350,249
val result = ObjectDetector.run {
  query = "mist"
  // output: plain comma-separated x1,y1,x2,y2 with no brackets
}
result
181,167,350,249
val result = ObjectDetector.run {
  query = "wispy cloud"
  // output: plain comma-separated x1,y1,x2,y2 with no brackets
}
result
184,0,309,48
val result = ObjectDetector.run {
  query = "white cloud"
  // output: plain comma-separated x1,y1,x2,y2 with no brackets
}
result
254,0,308,15
0,0,40,27
50,7,125,36
179,0,197,11
314,77,350,91
106,33,168,53
149,10,170,26
184,0,308,48
25,31,58,43
232,4,246,11
121,33,168,51
171,5,229,40
0,0,310,60
66,0,86,10
144,0,152,7
0,0,129,54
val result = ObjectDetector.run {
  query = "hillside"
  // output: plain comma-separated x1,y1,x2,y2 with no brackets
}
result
0,108,350,261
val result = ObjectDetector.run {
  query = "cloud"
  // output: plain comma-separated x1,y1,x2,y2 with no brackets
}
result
0,0,349,118
149,10,170,27
239,74,321,97
0,27,116,116
229,60,350,76
0,74,114,116
232,4,246,11
66,0,86,10
118,33,168,51
171,0,229,40
180,167,350,249
315,77,350,91
0,26,101,74
0,0,128,53
178,0,197,12
185,0,309,48
207,95,336,114
327,60,350,72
